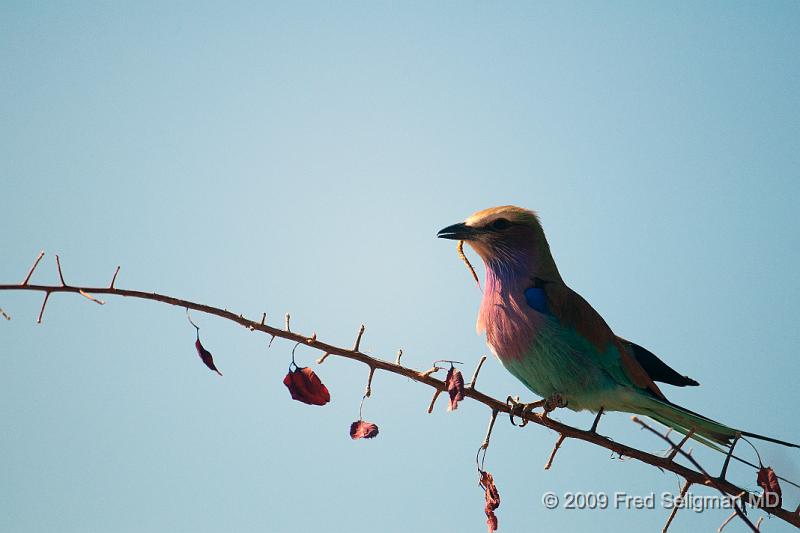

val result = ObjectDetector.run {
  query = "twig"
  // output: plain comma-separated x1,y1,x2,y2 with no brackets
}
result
468,355,487,389
109,266,120,289
544,434,566,470
662,480,691,532
55,255,66,286
21,251,45,285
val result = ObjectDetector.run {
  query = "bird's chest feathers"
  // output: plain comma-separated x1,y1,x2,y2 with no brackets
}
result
477,275,546,362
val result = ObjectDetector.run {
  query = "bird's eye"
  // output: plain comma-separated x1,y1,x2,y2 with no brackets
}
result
490,218,511,231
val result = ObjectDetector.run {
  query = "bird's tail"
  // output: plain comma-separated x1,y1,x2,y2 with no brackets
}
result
638,396,799,451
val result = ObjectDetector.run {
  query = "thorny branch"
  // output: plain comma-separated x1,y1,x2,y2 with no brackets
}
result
1,253,798,531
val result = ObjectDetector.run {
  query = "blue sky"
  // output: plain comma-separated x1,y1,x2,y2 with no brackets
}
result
1,2,799,532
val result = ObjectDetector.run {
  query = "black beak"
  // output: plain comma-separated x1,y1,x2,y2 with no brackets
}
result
437,222,478,240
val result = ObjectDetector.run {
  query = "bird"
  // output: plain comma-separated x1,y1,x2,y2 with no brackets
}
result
438,205,797,450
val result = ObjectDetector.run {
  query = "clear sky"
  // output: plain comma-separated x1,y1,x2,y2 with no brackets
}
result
2,2,799,532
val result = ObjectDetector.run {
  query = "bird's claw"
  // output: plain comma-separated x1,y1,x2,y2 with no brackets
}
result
506,395,545,427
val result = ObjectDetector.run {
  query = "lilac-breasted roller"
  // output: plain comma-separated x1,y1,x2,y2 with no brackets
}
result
439,205,797,449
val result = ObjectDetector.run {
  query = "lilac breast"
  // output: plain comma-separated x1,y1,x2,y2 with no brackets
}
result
477,267,544,362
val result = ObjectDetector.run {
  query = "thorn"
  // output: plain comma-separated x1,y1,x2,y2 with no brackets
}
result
78,289,105,305
718,511,737,532
427,389,443,413
55,255,66,286
353,323,365,352
268,334,276,348
481,409,498,450
109,266,120,289
364,366,376,398
285,313,290,332
395,349,403,365
667,429,695,461
0,308,10,321
260,312,266,325
468,355,487,389
476,409,499,471
418,366,441,378
36,291,51,324
544,434,566,470
755,516,763,531
307,332,317,344
316,352,331,365
21,250,45,286
661,480,691,533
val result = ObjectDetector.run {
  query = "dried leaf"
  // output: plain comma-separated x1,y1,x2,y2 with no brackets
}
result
445,366,465,411
283,366,330,406
195,339,222,376
350,420,379,440
479,470,500,532
757,466,782,508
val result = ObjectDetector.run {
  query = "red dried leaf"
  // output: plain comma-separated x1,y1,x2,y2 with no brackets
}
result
350,420,379,439
479,470,500,532
445,366,465,411
283,366,330,406
757,466,782,508
195,339,222,376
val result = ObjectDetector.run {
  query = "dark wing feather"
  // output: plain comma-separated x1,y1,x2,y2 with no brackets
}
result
621,339,700,387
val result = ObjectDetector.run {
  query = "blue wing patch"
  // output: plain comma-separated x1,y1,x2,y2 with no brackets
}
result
524,287,549,314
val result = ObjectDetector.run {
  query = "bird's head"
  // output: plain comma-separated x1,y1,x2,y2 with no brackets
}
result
437,205,560,281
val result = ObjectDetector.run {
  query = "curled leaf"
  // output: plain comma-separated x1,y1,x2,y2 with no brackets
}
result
479,470,500,532
283,366,330,406
195,339,222,376
757,466,782,508
445,366,465,411
350,420,379,440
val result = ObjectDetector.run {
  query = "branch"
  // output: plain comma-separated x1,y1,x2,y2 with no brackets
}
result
2,280,799,530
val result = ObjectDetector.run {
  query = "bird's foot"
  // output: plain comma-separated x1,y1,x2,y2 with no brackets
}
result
541,393,568,416
506,395,546,427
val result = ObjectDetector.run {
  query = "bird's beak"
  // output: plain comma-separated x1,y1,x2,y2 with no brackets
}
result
437,222,478,240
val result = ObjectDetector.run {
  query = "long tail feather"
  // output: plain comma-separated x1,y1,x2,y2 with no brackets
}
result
638,397,799,450
741,430,800,449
